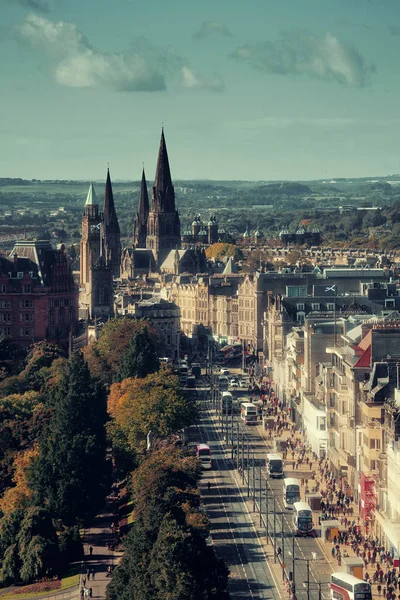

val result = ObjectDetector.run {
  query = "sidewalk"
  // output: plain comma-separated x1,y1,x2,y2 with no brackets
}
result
0,496,124,600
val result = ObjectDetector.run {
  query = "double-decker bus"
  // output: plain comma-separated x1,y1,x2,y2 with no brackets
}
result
292,502,313,536
196,444,212,470
283,478,300,508
330,573,372,600
240,402,258,425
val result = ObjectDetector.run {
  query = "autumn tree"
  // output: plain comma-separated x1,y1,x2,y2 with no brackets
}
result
30,351,108,525
84,318,158,385
108,371,197,456
205,242,243,262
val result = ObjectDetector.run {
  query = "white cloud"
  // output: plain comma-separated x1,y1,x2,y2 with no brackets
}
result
17,14,178,92
181,66,224,92
230,30,375,87
193,21,232,42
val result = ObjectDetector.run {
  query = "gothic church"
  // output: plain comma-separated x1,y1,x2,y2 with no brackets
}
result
80,129,206,318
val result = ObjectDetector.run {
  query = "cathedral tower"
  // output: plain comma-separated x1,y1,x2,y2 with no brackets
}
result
133,168,149,248
103,168,121,278
146,129,181,265
80,183,101,287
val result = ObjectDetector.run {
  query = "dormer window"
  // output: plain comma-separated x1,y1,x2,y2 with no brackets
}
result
17,272,23,279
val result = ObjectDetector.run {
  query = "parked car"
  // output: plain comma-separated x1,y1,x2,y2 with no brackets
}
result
230,379,239,388
220,368,230,375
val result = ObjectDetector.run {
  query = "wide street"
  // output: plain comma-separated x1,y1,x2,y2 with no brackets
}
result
190,379,335,600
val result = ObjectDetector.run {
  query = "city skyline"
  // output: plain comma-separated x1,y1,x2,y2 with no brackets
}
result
2,0,400,181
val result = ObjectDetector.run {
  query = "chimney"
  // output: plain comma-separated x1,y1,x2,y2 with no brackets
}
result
13,253,18,265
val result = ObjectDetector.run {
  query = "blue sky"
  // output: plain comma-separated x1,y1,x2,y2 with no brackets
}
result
1,0,400,181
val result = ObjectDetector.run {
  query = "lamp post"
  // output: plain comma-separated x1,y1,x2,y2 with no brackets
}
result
259,465,262,527
247,443,250,497
252,450,256,512
265,479,269,543
273,496,277,563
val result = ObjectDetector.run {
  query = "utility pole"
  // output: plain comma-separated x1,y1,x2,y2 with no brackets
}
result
281,511,285,563
259,465,262,527
306,558,310,600
241,432,245,483
252,450,256,512
236,422,240,471
292,532,295,587
273,496,277,563
247,443,250,497
265,479,269,543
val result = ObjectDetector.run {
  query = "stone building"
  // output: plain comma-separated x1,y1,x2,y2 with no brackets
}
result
3,239,78,348
126,298,180,359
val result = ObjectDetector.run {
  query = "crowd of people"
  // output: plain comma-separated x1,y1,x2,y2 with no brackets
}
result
243,372,399,598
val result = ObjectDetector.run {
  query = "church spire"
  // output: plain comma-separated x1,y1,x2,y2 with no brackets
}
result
154,128,173,194
152,128,175,212
103,168,119,230
102,167,121,278
133,168,149,248
139,168,149,220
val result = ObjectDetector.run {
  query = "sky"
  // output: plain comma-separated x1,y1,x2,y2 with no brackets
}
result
1,0,400,181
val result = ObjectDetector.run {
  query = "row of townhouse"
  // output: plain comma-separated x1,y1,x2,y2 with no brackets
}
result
265,281,400,555
164,266,392,351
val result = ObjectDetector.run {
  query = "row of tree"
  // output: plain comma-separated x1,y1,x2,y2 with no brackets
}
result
106,447,230,600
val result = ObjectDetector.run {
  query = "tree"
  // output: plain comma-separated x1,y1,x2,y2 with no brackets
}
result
205,243,243,262
17,506,59,582
116,328,159,382
108,372,197,456
84,319,158,385
30,351,108,525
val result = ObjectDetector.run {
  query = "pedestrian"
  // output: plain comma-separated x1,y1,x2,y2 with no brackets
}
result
83,577,86,587
80,588,84,600
207,481,211,491
86,568,90,578
90,569,95,580
378,585,382,596
89,546,93,556
89,589,92,598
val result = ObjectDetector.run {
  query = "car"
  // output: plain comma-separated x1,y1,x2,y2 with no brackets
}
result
239,379,247,388
220,368,230,375
230,378,238,387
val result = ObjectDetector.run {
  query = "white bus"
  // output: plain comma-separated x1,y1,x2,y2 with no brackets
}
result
283,478,300,508
221,391,233,415
266,453,284,478
240,402,258,425
330,573,372,600
292,501,313,536
218,375,229,391
196,443,212,470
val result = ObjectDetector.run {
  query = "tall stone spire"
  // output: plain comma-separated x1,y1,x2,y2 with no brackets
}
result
103,168,119,230
152,128,175,213
133,168,149,248
146,129,181,265
102,168,121,278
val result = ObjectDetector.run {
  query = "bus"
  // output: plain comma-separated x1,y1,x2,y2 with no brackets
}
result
330,573,372,600
266,453,284,478
196,444,212,470
191,363,201,378
292,502,313,536
283,478,300,508
218,375,229,391
221,391,233,415
241,402,258,425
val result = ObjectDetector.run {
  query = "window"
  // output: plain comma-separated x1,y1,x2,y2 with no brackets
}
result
329,393,335,408
1,301,10,308
296,303,305,311
1,314,11,322
311,303,320,311
370,439,381,450
1,285,6,293
23,285,31,293
329,413,335,427
327,303,335,311
318,417,326,431
385,299,395,308
1,327,11,336
17,272,23,279
296,312,305,324
370,460,377,471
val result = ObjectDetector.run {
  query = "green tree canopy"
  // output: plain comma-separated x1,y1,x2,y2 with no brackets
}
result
116,327,160,382
30,351,108,525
